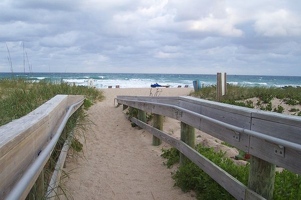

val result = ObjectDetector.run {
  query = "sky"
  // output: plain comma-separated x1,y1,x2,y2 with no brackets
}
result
0,0,301,75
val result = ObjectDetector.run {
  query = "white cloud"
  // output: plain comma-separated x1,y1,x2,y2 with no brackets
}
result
154,51,181,59
40,31,79,47
254,9,301,37
0,0,301,75
189,18,243,37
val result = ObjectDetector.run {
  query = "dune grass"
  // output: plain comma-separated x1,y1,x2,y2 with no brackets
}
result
190,84,301,105
0,78,103,126
190,84,301,115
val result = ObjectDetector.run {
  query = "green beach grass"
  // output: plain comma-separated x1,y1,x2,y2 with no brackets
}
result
0,78,103,126
190,84,301,115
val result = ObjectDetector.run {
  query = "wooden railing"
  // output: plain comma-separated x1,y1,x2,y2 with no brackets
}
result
0,95,84,200
116,95,301,200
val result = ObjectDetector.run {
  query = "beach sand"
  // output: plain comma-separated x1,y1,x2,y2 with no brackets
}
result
62,88,198,200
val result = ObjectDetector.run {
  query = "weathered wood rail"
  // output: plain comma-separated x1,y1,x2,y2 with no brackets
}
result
116,95,301,200
0,95,84,200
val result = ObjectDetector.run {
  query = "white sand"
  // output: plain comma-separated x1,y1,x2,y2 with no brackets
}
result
63,88,197,200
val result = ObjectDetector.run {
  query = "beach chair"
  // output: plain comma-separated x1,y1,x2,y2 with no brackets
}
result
149,88,162,96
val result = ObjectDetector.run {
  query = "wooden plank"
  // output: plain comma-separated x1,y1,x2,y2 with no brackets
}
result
179,96,252,116
0,95,84,199
252,110,301,127
178,108,250,152
249,136,301,174
117,96,180,106
200,106,251,129
251,117,301,143
179,100,202,113
117,98,250,152
0,95,67,158
131,118,265,200
0,96,68,198
179,97,252,129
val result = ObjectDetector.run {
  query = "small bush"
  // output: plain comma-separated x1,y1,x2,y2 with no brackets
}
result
161,148,180,168
274,170,301,199
285,98,299,106
162,145,301,199
274,105,284,113
266,102,273,111
289,108,299,112
161,145,249,199
83,99,93,109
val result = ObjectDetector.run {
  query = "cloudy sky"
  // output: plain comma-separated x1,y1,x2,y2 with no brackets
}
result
0,0,300,75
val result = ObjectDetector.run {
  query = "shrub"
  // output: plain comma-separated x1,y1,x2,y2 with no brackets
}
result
161,148,180,168
162,145,301,199
285,98,299,106
161,145,249,199
274,105,284,113
274,170,301,200
289,108,299,112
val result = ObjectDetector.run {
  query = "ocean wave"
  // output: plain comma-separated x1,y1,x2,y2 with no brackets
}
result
1,73,300,89
228,82,238,85
63,79,86,84
274,84,301,88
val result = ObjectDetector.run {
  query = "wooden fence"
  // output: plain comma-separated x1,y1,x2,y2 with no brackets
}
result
116,95,301,200
0,95,84,200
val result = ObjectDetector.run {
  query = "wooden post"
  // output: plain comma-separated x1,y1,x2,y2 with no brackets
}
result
152,114,163,146
248,156,276,200
123,105,128,110
180,122,195,165
138,109,146,123
27,169,45,200
217,72,227,101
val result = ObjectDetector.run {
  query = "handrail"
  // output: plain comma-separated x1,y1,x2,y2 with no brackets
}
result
116,95,301,199
6,99,84,200
117,98,301,152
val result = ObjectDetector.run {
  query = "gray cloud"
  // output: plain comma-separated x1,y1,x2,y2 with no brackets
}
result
0,0,300,75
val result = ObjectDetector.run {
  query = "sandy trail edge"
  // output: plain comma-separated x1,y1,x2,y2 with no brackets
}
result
62,88,196,200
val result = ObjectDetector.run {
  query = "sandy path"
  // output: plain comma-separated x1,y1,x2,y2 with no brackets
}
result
63,88,196,200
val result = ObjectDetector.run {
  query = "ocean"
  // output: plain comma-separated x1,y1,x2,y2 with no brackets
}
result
1,72,301,89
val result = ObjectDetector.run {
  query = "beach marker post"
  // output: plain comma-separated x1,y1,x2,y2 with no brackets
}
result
180,122,195,165
217,72,227,101
152,114,162,146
